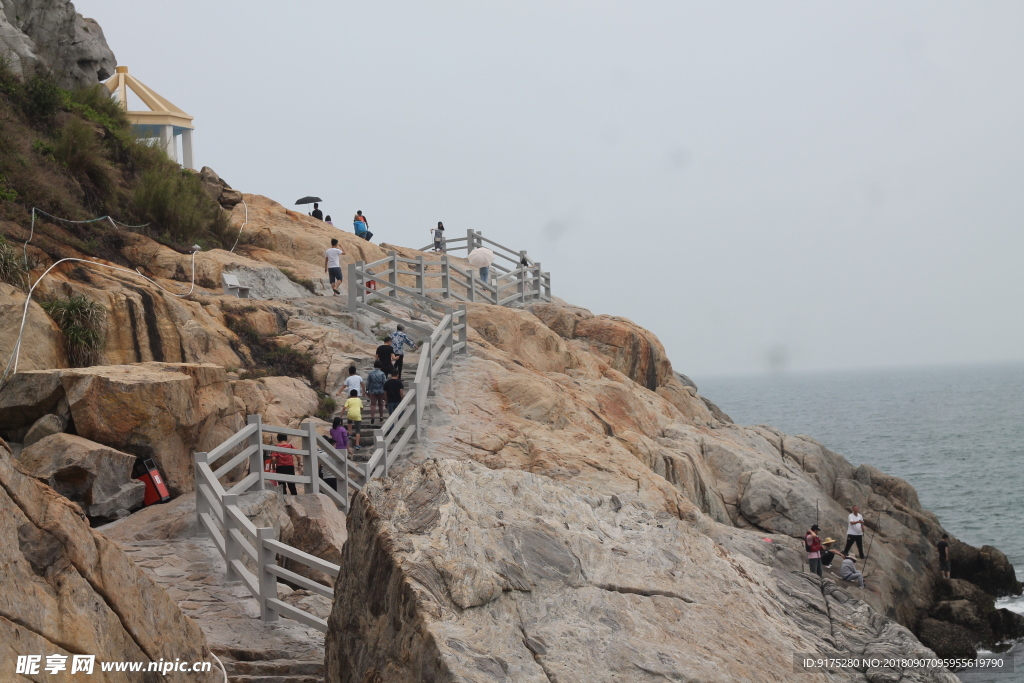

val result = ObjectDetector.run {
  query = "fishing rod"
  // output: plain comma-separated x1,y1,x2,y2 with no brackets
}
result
861,513,883,577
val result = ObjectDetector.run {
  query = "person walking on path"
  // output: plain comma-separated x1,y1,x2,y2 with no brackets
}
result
431,222,445,253
330,416,352,458
353,211,370,240
375,339,395,376
324,238,345,296
840,555,865,588
366,361,387,424
344,389,363,450
310,203,323,221
342,366,363,397
390,325,416,379
843,505,866,559
271,433,298,495
384,370,404,418
479,265,489,283
805,524,824,577
938,533,951,579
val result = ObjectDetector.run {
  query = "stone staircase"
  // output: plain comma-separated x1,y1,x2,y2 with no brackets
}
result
220,656,324,683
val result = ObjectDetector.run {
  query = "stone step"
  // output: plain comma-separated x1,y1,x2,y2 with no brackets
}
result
223,658,324,683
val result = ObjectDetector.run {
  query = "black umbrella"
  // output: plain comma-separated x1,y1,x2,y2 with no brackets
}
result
295,196,322,205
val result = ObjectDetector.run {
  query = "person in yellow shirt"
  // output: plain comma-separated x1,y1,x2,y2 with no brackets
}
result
344,389,363,450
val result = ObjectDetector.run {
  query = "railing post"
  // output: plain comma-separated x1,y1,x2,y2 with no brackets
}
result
440,255,451,299
246,414,264,489
302,420,319,496
376,430,387,478
532,263,541,300
543,272,551,300
446,310,455,358
466,228,475,252
413,381,424,442
517,266,526,303
424,339,435,397
416,254,425,296
388,251,398,298
468,267,476,302
223,493,239,580
341,439,350,512
458,304,468,354
257,527,278,622
194,452,208,532
347,263,358,315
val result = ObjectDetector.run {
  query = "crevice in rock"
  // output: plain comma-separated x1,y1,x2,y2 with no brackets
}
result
585,407,614,437
0,611,86,657
0,475,158,662
591,582,695,604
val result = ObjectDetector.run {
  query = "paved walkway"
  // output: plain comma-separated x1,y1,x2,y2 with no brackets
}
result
118,536,326,682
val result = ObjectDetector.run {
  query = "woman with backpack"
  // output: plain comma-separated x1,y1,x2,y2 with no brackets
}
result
805,524,824,577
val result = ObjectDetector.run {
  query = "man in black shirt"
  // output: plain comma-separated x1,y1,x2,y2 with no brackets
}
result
375,341,395,376
310,202,323,221
938,534,951,579
384,371,404,417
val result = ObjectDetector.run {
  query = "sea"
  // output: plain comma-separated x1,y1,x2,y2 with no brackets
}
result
697,363,1024,682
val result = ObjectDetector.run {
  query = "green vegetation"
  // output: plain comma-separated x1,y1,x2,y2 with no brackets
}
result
0,235,28,289
41,294,106,367
0,63,232,261
280,268,317,295
316,393,337,420
224,311,318,384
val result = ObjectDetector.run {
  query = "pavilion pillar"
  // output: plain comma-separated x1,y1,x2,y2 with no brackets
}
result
181,129,194,169
161,125,177,162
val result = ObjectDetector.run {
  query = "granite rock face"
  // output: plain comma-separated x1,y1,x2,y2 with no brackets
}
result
0,363,243,496
326,460,956,683
0,441,217,682
17,433,144,519
0,0,116,89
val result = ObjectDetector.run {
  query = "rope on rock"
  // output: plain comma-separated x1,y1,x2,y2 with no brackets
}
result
229,199,248,253
23,207,150,267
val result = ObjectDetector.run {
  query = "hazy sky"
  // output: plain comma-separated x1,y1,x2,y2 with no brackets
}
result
90,1,1024,376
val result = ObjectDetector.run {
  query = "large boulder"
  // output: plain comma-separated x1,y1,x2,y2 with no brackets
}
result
325,459,956,683
0,369,65,433
0,284,66,379
231,375,320,428
59,363,243,496
17,433,144,520
280,493,347,587
950,539,1023,598
0,442,217,681
22,412,66,447
0,0,115,89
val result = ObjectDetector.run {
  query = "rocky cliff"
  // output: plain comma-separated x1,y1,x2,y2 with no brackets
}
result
2,179,1021,678
0,0,115,89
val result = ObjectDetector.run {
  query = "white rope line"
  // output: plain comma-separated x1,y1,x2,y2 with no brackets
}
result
229,199,248,252
1,251,199,388
209,652,228,683
23,207,150,267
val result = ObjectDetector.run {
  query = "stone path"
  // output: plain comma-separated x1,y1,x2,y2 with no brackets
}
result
118,536,325,683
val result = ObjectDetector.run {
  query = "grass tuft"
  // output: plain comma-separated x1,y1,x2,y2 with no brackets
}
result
41,294,106,367
0,235,28,289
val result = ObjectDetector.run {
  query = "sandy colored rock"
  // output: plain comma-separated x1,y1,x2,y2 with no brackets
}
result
0,444,217,682
280,493,348,587
59,363,242,495
0,369,65,431
326,460,956,683
231,375,320,428
0,283,67,373
18,433,144,519
22,411,66,447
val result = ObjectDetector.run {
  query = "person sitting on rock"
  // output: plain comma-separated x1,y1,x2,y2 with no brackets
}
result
840,555,865,588
821,537,839,569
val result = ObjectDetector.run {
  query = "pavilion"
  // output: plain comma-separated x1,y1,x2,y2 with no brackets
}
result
103,66,194,169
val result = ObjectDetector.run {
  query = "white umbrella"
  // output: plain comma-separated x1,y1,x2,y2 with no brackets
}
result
467,247,495,268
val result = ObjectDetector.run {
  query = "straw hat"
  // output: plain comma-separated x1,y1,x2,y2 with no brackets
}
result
822,538,836,545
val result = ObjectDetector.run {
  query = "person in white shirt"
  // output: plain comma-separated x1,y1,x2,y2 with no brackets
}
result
843,505,866,559
324,238,345,296
342,365,363,397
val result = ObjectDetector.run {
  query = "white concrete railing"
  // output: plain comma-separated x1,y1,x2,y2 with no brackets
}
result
196,231,546,631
